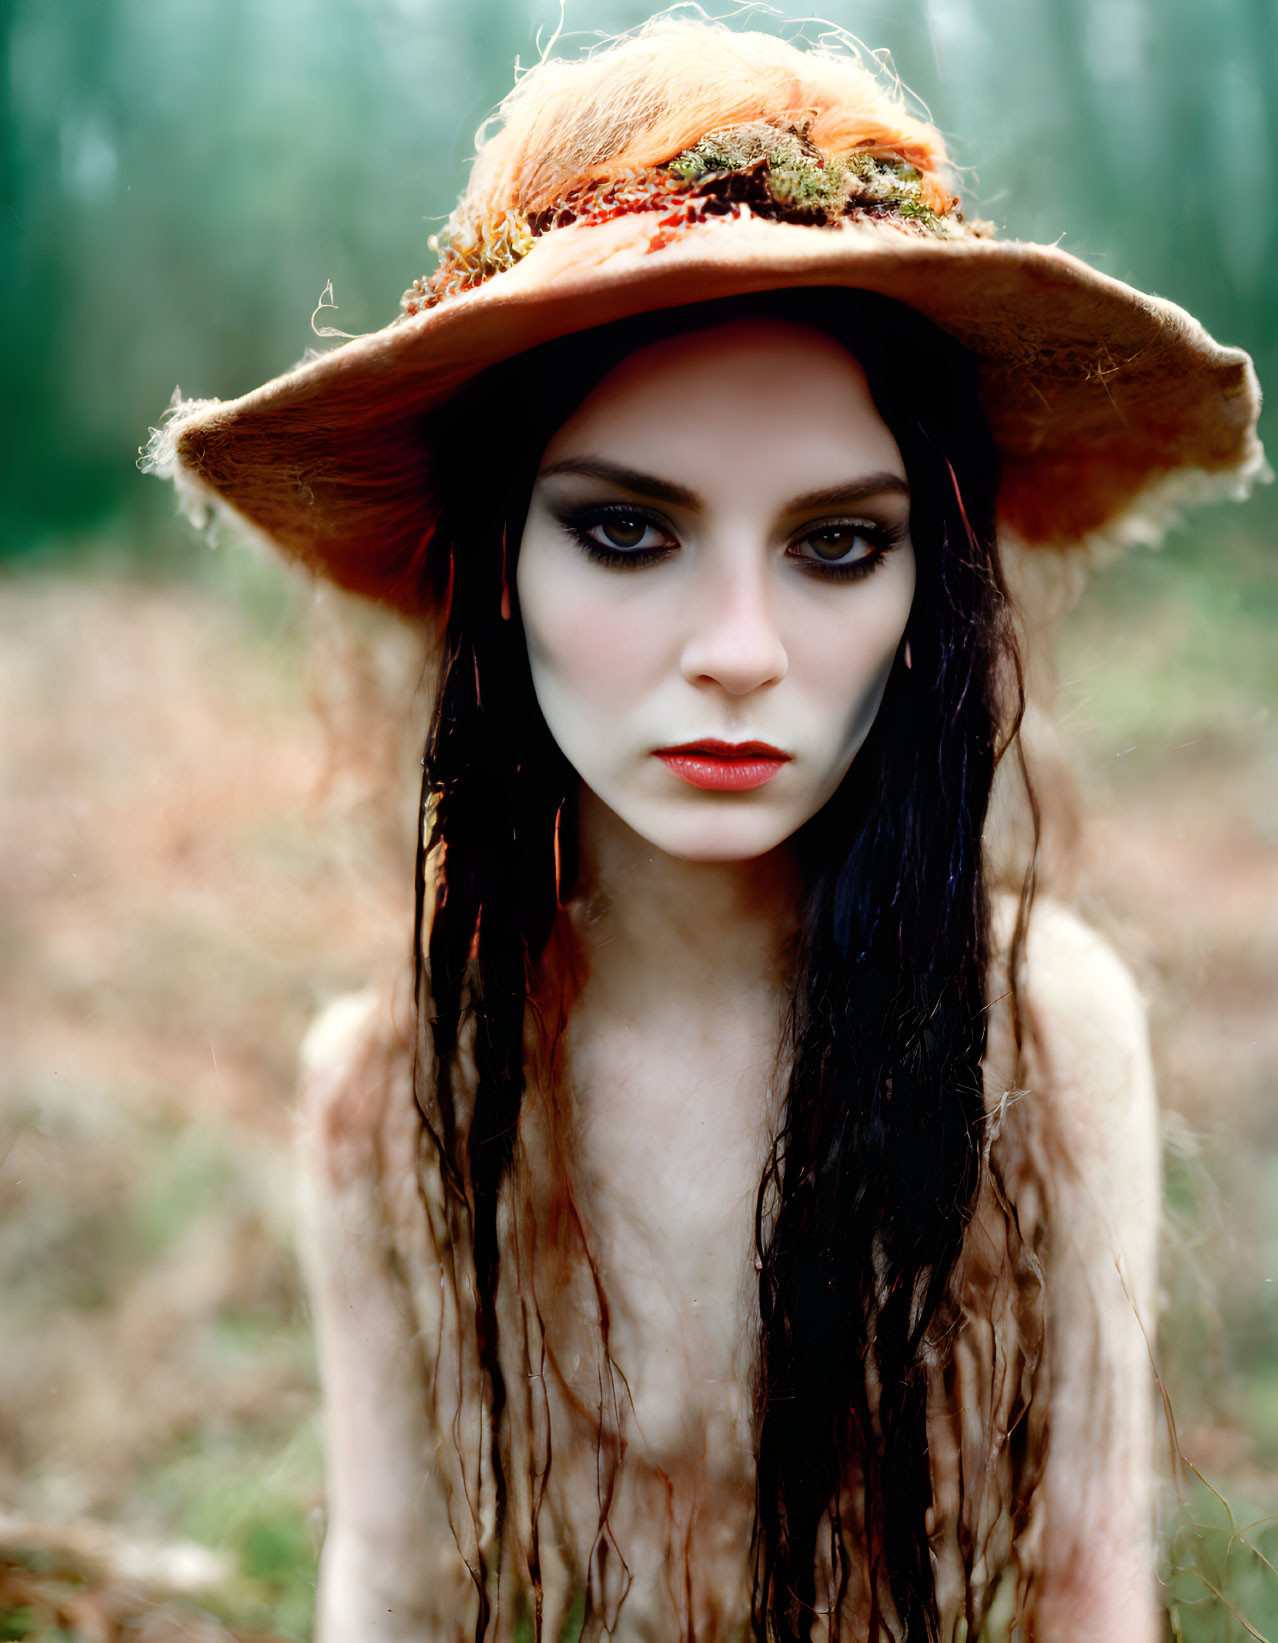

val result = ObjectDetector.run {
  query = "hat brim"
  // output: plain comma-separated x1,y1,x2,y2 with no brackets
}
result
154,210,1265,615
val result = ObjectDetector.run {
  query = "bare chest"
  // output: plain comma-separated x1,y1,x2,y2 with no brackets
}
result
560,1006,780,1467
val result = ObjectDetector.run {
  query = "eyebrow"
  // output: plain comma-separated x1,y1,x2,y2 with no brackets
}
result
536,458,910,512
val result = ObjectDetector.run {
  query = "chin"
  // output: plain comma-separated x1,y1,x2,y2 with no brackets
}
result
634,808,797,864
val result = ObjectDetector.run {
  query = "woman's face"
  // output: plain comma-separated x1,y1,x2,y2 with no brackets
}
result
517,319,916,863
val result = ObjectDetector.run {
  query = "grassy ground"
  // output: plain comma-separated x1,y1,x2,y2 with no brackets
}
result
0,550,417,1640
0,519,1274,1640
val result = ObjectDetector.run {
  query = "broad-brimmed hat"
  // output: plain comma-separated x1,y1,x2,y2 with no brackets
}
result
143,20,1266,617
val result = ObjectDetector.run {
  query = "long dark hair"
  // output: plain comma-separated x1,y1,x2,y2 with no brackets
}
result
416,289,1037,1641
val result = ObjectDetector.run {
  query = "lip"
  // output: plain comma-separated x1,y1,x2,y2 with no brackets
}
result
653,739,792,792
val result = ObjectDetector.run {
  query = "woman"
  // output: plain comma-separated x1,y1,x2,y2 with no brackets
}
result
145,20,1264,1641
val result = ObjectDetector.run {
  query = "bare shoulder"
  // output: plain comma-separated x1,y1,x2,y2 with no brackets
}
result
983,908,1161,1639
295,976,421,1200
981,892,1161,1355
293,973,440,1338
987,891,1157,1170
299,986,386,1087
295,980,472,1638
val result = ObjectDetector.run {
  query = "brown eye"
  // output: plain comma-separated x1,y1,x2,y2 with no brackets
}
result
561,505,678,568
801,526,872,565
598,515,651,549
787,518,901,581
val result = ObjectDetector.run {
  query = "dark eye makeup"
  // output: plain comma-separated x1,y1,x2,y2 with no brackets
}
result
787,520,906,579
559,503,679,568
554,502,906,582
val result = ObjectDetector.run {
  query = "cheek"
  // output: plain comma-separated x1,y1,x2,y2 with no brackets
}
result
813,640,891,743
799,576,913,750
519,556,660,715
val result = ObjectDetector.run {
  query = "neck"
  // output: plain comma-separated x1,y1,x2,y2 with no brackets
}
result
567,785,802,1008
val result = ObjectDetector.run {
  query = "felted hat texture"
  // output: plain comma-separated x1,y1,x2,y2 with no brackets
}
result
143,19,1266,617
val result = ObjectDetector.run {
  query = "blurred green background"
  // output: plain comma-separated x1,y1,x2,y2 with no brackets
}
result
1,1,1275,1640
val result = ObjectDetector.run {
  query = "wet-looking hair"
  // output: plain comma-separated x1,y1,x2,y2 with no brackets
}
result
416,288,1038,1641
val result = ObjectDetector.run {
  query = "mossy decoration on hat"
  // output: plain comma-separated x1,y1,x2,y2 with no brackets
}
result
668,124,957,224
404,119,975,316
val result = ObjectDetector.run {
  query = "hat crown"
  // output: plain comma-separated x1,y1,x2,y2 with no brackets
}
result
460,21,956,226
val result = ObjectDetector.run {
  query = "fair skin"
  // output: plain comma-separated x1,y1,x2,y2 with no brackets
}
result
518,320,917,869
519,324,917,1536
298,320,1161,1642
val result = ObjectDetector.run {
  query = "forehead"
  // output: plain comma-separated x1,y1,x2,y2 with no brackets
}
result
540,318,905,483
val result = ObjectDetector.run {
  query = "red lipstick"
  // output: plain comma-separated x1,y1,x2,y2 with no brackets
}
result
653,739,791,792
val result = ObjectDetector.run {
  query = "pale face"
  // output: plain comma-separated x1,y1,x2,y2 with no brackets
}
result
517,320,916,863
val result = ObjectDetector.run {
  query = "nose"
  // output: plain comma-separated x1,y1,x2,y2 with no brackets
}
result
679,555,789,696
